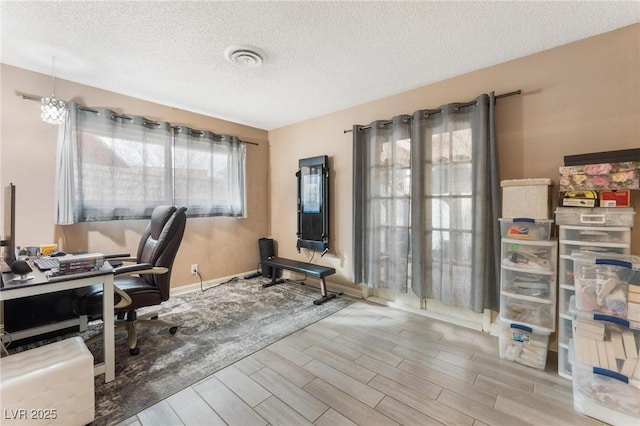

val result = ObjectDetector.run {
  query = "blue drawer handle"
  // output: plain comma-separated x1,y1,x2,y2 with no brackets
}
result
593,367,629,384
510,323,533,333
593,314,630,327
513,218,535,223
595,259,632,268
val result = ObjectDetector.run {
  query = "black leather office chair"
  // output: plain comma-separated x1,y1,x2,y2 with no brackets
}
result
74,205,187,355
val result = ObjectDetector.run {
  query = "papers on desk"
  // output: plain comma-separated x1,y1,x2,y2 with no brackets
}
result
45,253,105,277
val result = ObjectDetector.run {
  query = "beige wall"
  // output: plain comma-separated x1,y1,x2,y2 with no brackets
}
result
268,24,640,287
2,24,639,291
1,64,270,288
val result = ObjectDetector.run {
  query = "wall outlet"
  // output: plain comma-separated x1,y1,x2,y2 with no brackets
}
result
191,264,198,275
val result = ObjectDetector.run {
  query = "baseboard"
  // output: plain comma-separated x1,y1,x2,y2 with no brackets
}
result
366,296,484,332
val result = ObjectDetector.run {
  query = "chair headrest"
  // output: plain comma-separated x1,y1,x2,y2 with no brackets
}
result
150,206,177,239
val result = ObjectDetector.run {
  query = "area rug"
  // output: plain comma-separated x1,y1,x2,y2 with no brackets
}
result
11,277,353,425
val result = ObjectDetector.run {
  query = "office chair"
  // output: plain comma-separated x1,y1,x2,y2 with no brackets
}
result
74,205,187,355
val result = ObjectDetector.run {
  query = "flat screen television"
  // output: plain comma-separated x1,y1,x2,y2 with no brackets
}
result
296,156,329,253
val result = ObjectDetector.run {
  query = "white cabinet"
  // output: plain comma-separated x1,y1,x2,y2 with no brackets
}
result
557,224,631,380
500,238,557,331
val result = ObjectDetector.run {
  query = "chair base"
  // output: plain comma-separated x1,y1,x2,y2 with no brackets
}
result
85,311,177,355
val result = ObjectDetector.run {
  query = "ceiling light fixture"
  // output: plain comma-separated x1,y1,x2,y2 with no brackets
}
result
224,45,265,68
41,57,66,124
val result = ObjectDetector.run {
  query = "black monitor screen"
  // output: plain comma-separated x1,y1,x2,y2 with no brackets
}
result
2,183,16,264
297,156,328,252
301,165,322,214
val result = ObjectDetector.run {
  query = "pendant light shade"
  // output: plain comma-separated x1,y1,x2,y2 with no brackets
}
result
41,95,66,124
41,57,66,124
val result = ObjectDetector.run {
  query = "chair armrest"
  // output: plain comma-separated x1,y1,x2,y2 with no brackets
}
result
114,263,169,276
114,263,153,275
114,284,132,309
103,253,131,260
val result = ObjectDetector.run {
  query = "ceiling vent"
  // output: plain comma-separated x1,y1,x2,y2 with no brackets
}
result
224,45,264,68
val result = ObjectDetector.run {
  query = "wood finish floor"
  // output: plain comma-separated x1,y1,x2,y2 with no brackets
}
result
115,300,605,426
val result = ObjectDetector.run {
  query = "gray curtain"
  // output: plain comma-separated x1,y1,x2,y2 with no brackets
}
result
54,101,78,225
55,103,247,223
353,116,412,292
411,93,500,312
173,127,246,218
71,106,174,221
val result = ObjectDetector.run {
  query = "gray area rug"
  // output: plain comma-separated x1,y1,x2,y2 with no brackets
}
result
91,277,353,425
11,278,353,425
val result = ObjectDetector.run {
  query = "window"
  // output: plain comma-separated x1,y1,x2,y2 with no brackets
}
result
353,117,412,292
427,127,473,304
62,103,246,222
173,128,246,217
410,95,500,313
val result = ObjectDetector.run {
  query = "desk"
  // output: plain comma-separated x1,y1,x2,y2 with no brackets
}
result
0,264,115,383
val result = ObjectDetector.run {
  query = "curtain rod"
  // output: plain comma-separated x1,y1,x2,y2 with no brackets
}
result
17,91,260,146
343,89,522,134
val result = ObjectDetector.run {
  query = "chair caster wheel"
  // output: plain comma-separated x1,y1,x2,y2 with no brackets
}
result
130,347,140,356
169,326,178,334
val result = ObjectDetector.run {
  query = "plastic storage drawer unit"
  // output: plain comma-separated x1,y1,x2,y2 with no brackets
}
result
499,319,550,370
500,293,554,330
571,253,640,318
555,207,635,227
499,218,553,240
570,301,640,374
500,268,554,301
501,238,557,273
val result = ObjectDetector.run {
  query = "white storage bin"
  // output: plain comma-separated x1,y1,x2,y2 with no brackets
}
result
499,319,550,370
500,292,554,330
569,340,640,426
558,345,572,379
559,286,572,318
570,300,640,374
559,226,631,245
555,207,635,227
500,268,554,301
501,238,557,273
559,316,573,346
499,218,553,240
571,253,640,318
501,178,553,219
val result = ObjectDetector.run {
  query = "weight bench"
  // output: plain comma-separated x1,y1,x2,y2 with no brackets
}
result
261,256,338,305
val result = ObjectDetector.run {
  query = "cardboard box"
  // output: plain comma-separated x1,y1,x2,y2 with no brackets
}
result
559,161,640,192
559,190,598,207
501,178,553,219
600,190,631,208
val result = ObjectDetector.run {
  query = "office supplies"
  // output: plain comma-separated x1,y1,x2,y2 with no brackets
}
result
34,256,60,271
39,244,58,256
9,260,33,282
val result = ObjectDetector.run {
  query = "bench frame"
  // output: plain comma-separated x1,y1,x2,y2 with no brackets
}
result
261,256,338,305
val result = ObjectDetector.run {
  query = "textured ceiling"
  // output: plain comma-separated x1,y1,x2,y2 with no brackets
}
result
1,1,639,130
